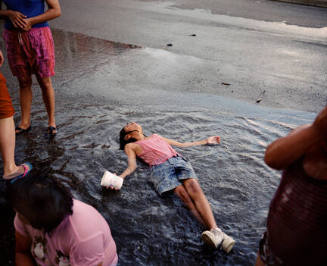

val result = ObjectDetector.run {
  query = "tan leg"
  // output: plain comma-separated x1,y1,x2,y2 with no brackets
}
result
183,178,217,230
17,76,33,130
174,185,205,226
36,75,56,129
0,116,20,177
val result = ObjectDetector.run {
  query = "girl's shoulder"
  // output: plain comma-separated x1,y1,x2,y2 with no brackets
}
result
141,134,160,141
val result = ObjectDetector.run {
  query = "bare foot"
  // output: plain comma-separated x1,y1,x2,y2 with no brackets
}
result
3,165,25,180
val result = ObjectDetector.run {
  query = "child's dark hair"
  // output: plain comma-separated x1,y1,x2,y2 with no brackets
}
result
6,172,73,233
119,127,137,150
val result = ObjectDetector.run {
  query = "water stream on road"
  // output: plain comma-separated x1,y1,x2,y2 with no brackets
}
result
0,29,315,265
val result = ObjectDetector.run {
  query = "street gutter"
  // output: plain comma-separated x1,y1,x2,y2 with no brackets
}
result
271,0,327,7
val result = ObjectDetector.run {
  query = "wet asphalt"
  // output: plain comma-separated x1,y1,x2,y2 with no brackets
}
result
50,0,327,113
0,0,326,265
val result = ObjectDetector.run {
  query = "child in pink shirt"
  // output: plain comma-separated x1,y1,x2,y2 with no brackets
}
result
108,122,235,253
7,173,118,266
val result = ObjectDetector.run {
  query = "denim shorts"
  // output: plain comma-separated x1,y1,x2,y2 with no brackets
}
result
150,155,197,195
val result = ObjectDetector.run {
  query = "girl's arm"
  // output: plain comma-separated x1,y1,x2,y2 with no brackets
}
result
160,135,220,148
119,143,138,179
264,106,327,170
22,0,61,31
0,3,27,29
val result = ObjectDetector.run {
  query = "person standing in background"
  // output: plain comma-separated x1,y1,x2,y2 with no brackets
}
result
0,0,61,136
0,49,31,180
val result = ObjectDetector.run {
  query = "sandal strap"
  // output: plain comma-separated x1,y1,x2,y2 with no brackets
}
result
8,163,32,184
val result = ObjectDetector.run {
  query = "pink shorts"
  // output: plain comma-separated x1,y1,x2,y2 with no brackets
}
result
3,27,55,79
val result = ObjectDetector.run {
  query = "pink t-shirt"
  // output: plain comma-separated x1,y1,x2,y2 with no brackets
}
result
136,134,178,166
14,199,118,266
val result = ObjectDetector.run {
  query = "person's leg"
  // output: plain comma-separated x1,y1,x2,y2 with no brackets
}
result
182,178,217,229
16,76,33,131
174,185,205,226
0,116,21,177
181,178,235,251
36,75,56,131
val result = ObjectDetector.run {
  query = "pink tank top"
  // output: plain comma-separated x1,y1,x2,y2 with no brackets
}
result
267,158,327,265
136,134,178,166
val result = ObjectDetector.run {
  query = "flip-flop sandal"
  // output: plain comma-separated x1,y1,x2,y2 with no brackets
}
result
6,163,33,184
15,126,31,135
48,126,57,136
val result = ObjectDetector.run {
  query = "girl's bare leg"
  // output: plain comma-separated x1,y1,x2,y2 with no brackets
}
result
182,178,217,230
0,116,20,177
17,76,33,130
36,75,56,130
174,185,205,226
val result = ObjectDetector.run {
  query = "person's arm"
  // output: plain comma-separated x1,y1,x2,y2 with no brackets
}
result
21,0,61,31
15,231,35,266
119,143,138,179
160,135,220,148
264,106,327,170
0,1,27,29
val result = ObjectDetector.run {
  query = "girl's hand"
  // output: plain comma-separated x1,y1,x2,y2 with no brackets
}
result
207,136,220,145
21,18,32,31
108,185,120,191
108,174,120,191
8,10,27,29
101,171,124,190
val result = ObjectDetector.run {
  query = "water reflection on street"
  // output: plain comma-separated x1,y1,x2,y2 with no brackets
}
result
1,29,315,265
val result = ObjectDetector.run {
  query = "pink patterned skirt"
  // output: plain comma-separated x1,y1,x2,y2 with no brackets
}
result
3,27,55,79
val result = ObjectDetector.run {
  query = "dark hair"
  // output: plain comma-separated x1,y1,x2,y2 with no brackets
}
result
119,127,137,150
6,172,73,233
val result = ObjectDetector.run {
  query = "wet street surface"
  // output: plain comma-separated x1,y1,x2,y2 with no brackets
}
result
0,28,317,265
52,0,327,113
1,0,326,264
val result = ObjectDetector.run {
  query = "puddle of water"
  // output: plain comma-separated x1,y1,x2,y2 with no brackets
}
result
0,29,315,265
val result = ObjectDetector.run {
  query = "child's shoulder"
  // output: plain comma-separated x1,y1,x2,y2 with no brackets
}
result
151,134,164,140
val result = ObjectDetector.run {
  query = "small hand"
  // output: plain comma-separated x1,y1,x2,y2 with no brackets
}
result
105,173,122,191
8,11,27,29
107,185,120,191
21,18,32,31
207,136,220,145
0,50,4,67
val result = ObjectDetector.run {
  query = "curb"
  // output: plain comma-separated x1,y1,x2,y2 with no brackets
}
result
271,0,327,7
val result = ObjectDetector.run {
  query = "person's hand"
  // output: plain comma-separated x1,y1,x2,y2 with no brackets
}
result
107,174,124,190
312,106,327,137
101,171,124,190
207,136,220,145
21,18,32,31
0,50,4,67
108,185,120,190
108,174,120,191
8,10,27,29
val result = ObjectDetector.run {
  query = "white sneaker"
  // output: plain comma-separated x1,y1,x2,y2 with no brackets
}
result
221,232,235,253
201,228,236,253
201,228,224,248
